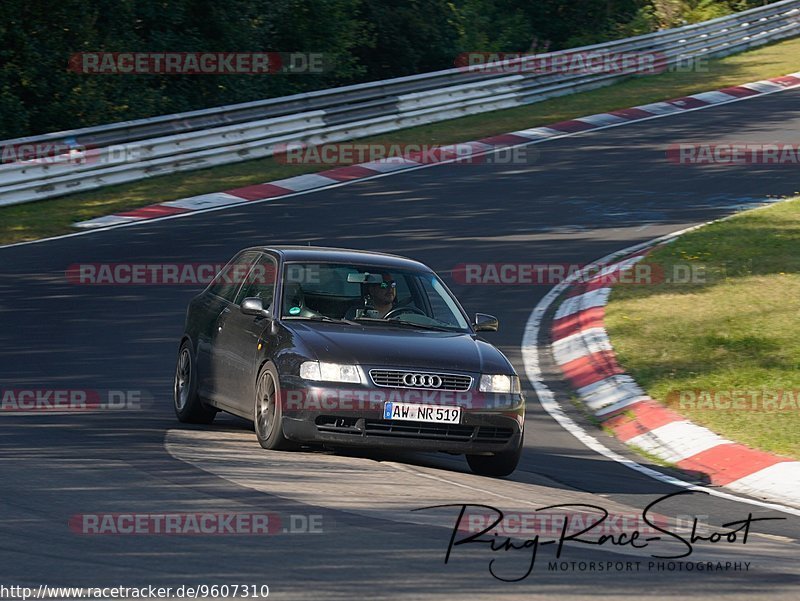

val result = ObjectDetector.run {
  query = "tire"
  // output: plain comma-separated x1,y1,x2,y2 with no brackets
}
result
466,432,523,477
254,364,296,451
173,341,217,424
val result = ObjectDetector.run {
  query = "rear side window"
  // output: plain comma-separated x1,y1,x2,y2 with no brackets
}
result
207,251,259,302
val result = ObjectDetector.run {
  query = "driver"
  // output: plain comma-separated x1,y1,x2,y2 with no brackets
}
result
366,272,397,318
344,271,398,319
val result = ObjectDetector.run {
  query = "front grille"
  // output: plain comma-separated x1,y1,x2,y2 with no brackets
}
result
364,419,475,441
370,369,473,391
314,418,514,444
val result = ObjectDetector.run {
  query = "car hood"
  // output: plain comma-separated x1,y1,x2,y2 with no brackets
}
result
283,321,513,374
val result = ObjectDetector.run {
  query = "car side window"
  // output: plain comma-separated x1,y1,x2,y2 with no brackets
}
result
235,254,277,308
207,251,259,303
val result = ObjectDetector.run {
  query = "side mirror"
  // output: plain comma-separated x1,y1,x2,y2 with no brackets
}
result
473,313,499,332
241,297,271,318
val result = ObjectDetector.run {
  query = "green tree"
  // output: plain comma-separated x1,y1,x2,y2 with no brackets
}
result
0,0,781,139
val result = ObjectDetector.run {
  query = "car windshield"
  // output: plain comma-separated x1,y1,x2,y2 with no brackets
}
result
280,262,470,332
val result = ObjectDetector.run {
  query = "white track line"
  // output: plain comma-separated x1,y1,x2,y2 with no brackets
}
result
521,214,800,518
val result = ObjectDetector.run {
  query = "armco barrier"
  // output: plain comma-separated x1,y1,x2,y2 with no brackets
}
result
71,71,800,229
1,0,799,207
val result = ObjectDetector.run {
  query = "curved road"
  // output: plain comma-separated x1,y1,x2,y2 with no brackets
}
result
1,87,799,600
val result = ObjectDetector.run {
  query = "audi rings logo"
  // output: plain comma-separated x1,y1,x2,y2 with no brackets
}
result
402,373,443,389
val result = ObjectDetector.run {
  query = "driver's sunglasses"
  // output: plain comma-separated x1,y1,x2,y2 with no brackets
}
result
378,280,396,289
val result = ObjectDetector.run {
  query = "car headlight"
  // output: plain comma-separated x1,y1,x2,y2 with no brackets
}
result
479,374,520,394
300,361,361,384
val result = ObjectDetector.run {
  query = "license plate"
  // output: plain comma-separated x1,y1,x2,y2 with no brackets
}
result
383,402,462,424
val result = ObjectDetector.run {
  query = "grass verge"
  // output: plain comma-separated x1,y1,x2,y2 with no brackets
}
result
605,198,800,460
3,36,800,245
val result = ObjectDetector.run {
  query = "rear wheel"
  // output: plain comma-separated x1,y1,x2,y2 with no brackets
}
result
173,341,216,424
466,432,523,477
254,364,296,451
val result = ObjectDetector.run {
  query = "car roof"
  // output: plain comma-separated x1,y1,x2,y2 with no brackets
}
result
246,246,432,272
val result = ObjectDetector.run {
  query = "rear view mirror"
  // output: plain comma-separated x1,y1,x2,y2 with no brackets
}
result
347,272,384,284
473,313,499,332
241,297,271,318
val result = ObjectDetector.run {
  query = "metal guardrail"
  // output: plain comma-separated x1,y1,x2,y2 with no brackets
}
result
1,0,799,207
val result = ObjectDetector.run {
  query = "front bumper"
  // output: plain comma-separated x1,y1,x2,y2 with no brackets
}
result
279,376,525,454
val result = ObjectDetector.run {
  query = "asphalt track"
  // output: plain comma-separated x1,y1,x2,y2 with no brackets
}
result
1,87,800,600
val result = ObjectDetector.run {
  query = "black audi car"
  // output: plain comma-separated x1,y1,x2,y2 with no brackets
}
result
174,246,525,476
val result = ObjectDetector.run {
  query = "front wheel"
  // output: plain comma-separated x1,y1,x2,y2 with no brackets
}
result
466,433,523,477
254,364,296,451
173,341,216,424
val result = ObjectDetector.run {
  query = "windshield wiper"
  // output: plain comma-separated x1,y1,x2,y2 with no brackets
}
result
352,317,458,332
285,315,358,325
